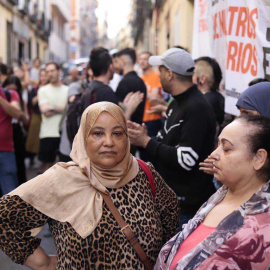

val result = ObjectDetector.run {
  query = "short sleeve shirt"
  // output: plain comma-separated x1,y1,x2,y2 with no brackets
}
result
38,83,68,139
0,88,20,151
142,70,162,122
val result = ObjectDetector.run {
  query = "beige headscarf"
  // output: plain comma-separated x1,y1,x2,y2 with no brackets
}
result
9,102,139,238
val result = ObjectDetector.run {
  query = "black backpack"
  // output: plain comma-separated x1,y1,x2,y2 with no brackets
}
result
66,87,93,146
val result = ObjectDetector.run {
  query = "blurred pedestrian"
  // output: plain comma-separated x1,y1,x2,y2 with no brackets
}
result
29,57,42,86
193,57,224,134
128,48,216,228
0,63,8,86
62,66,80,86
25,69,48,163
3,76,29,185
116,48,147,155
38,62,68,174
0,79,22,194
109,51,123,91
139,51,163,137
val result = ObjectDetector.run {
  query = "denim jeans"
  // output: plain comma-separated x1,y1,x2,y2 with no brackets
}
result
0,151,19,195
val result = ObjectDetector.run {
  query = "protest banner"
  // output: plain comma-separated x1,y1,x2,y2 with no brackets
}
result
192,0,270,115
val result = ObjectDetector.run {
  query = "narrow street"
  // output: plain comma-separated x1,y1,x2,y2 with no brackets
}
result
0,161,56,270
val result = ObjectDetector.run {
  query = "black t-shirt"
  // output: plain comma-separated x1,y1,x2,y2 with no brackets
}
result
116,71,146,124
204,90,225,125
81,80,118,111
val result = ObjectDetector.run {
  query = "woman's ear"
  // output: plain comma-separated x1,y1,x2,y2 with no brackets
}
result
254,149,268,171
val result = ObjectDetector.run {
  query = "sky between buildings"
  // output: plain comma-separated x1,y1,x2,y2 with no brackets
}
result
96,0,132,38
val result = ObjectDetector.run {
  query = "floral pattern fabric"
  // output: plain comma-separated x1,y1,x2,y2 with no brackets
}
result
155,181,270,270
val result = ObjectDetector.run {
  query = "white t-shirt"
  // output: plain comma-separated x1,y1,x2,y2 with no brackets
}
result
109,73,123,92
38,83,68,139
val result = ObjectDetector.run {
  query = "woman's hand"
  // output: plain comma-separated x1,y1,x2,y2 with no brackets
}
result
199,155,215,175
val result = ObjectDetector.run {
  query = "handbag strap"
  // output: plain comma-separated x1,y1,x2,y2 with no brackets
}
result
101,193,153,270
136,158,155,199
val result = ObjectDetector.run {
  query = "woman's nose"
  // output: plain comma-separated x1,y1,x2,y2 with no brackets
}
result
103,135,114,146
210,147,220,160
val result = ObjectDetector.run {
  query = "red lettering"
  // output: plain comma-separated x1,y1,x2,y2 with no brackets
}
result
213,13,219,39
227,41,238,71
236,7,247,37
250,8,258,39
251,46,257,76
218,9,227,37
199,19,208,32
228,7,239,35
199,1,207,17
241,43,252,73
236,42,243,72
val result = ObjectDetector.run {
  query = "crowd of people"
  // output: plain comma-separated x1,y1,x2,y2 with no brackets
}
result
0,46,270,270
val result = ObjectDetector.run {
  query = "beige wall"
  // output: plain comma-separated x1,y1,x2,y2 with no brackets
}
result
0,5,12,63
155,0,194,54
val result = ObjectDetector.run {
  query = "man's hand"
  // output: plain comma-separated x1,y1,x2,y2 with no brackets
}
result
44,110,56,117
127,121,150,148
199,155,215,175
146,104,167,114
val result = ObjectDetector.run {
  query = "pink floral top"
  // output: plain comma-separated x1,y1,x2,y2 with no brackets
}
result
155,180,270,270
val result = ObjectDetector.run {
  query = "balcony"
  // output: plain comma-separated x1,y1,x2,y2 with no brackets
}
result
7,0,18,5
18,0,29,15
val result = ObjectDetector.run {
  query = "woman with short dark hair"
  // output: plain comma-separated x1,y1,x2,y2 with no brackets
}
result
155,115,270,270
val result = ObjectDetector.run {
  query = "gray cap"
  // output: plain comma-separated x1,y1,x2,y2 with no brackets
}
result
149,48,195,76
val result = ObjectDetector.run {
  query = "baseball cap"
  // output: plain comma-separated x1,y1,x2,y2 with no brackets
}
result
149,48,195,76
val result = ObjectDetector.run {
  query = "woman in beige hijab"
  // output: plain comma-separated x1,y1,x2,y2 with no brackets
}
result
0,102,179,270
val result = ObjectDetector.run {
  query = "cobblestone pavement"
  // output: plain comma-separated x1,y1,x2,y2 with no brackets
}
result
0,158,56,270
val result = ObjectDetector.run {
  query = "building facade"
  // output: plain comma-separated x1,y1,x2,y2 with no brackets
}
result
0,0,51,65
132,0,194,55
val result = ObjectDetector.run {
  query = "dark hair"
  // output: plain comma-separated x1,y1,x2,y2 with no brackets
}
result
173,45,188,52
39,68,46,76
118,48,137,64
175,73,193,83
112,52,119,59
46,62,60,70
248,78,269,86
161,65,193,83
140,51,152,57
238,115,270,181
2,75,24,110
195,56,222,90
0,63,8,76
34,57,41,63
89,47,112,77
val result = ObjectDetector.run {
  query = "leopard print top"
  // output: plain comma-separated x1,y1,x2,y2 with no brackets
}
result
0,164,179,269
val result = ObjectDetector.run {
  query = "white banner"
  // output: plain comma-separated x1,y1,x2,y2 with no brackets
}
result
192,0,270,115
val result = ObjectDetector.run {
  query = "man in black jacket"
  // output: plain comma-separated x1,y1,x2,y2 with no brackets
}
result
128,48,216,228
116,48,146,125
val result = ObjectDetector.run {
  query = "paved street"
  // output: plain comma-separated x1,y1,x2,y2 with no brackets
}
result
0,159,56,270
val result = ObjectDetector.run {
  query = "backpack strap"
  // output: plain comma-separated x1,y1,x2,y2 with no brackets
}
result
136,158,155,199
3,88,11,102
